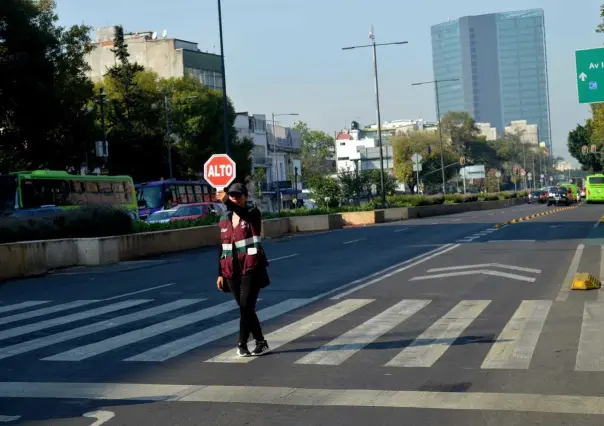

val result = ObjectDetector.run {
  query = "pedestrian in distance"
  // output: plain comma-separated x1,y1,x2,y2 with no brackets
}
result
216,182,271,357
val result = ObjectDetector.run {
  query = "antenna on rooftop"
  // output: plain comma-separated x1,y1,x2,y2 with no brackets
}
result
161,29,168,39
152,31,157,40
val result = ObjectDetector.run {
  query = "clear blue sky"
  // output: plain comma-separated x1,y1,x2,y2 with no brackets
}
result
57,0,604,162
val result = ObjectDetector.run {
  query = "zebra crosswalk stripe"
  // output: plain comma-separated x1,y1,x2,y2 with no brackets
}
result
385,300,490,368
0,300,100,326
44,300,237,362
207,299,374,364
0,299,204,361
481,300,551,370
0,299,151,342
0,301,50,315
129,299,312,362
295,299,430,366
576,301,604,371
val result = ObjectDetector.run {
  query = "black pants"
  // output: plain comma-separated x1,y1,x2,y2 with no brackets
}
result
227,274,264,345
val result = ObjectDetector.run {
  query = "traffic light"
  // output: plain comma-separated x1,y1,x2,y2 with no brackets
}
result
459,156,465,166
582,145,588,154
513,166,519,176
592,144,598,153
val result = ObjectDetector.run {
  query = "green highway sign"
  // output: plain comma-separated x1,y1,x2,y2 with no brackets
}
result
575,47,604,104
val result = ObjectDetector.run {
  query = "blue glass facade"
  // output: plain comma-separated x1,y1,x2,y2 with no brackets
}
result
431,21,465,115
430,9,551,149
496,10,550,146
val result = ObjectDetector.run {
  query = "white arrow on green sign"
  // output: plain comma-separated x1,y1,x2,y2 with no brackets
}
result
575,47,604,103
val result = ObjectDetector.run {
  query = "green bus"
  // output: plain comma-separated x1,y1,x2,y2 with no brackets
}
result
585,174,604,203
0,170,139,219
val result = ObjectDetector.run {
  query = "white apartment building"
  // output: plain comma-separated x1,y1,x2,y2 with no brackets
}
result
476,122,497,140
335,131,394,173
235,112,301,211
504,120,539,146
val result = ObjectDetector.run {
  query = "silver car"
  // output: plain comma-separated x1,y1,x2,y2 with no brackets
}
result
146,208,177,224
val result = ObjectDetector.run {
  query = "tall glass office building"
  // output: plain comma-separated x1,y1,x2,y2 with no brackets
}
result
430,9,551,149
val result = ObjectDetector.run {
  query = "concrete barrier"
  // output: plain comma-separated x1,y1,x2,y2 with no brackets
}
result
288,214,342,232
262,218,290,238
45,239,78,270
340,210,385,226
0,241,48,280
119,225,219,261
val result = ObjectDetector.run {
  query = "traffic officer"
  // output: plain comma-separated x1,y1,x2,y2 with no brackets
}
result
216,182,271,357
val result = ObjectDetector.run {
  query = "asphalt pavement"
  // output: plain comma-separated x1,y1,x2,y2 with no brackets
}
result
3,201,604,425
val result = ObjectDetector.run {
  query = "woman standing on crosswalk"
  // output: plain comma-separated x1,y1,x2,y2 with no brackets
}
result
215,182,271,357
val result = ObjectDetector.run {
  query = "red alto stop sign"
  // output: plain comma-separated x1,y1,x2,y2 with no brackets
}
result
204,154,237,189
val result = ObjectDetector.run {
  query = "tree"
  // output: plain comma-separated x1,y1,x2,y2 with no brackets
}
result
307,175,340,208
0,0,95,172
360,169,397,197
439,111,481,153
292,121,335,182
338,168,368,203
392,131,457,193
568,121,601,172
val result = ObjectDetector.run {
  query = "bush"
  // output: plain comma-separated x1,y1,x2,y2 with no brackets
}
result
0,205,135,244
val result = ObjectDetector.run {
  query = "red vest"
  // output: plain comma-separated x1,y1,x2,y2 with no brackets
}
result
218,211,268,278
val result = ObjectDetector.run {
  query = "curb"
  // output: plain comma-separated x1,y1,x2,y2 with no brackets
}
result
496,204,579,228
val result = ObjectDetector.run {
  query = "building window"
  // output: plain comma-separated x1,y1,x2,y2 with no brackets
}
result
184,67,224,91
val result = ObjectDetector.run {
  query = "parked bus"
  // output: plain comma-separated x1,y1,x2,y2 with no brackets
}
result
585,174,604,203
135,179,216,220
0,170,138,219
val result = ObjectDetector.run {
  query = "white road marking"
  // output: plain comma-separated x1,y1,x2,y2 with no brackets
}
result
576,301,604,371
103,283,176,301
481,300,551,369
385,300,490,367
410,270,536,282
343,238,367,245
487,240,536,243
0,415,20,423
44,300,236,362
0,300,151,342
427,264,541,274
295,300,430,366
0,301,50,315
125,299,312,362
556,244,584,302
83,410,115,426
269,254,299,262
329,244,460,300
0,383,603,415
0,300,99,326
207,299,373,364
0,299,203,360
394,228,409,232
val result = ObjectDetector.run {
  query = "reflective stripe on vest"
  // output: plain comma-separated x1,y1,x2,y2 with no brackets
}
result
221,237,261,257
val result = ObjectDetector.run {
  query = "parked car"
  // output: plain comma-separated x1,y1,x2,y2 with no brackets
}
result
169,202,217,223
146,208,177,224
547,187,571,206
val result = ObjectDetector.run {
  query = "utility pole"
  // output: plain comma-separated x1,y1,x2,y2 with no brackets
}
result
342,26,408,206
164,95,173,179
411,78,459,194
217,0,230,155
98,87,108,170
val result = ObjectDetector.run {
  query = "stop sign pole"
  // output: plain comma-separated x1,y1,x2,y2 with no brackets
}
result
204,154,237,192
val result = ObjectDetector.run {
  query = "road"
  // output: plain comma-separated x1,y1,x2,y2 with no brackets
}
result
2,201,604,424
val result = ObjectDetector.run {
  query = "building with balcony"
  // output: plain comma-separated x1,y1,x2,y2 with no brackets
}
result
85,26,223,90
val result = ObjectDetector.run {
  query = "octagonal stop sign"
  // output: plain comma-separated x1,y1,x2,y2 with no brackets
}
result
204,154,236,190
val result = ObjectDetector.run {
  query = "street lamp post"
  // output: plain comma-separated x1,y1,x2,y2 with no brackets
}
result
342,26,408,206
271,112,298,213
217,0,230,155
411,78,459,194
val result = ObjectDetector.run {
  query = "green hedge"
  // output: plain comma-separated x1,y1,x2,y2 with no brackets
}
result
0,206,134,244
